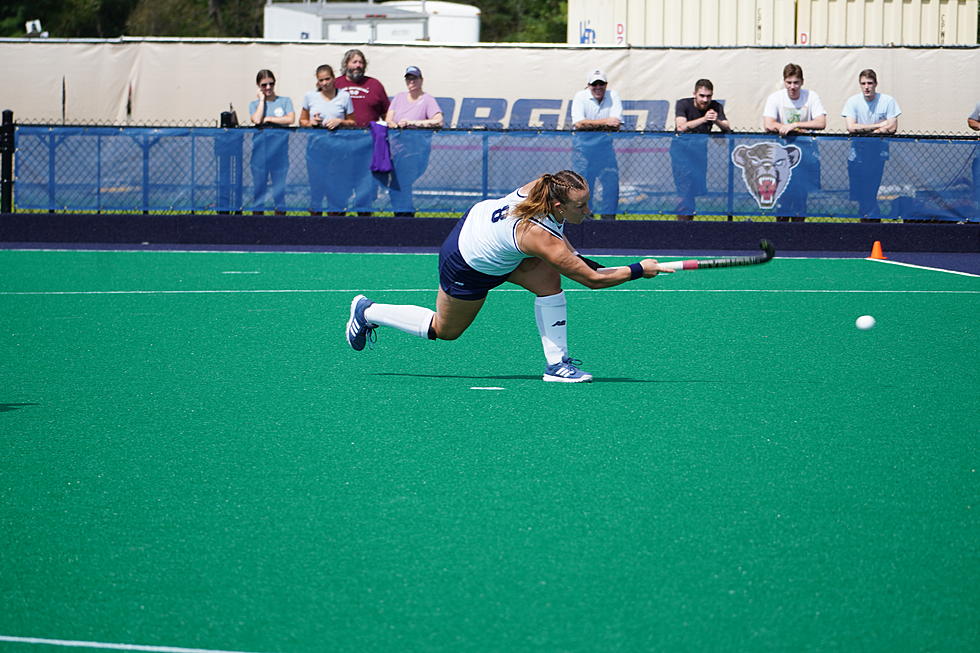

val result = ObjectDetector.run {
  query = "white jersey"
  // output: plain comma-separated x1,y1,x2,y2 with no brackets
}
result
458,188,566,276
763,88,827,126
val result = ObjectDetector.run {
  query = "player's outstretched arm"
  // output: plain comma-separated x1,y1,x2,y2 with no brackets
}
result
521,225,673,288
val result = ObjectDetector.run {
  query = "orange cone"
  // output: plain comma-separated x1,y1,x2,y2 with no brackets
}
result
869,240,887,260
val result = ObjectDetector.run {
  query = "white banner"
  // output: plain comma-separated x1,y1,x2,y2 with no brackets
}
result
1,39,977,134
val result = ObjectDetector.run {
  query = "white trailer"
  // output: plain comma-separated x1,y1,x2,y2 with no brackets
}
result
263,0,480,43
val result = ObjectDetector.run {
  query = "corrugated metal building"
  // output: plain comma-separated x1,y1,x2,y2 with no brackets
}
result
568,0,978,46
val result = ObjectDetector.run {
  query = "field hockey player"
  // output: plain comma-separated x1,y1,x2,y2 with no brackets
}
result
345,170,675,383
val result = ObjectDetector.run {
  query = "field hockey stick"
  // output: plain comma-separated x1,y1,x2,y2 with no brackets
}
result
577,240,775,272
660,240,775,271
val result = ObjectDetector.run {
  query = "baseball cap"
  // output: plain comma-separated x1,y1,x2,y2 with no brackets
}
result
404,66,422,78
587,69,607,85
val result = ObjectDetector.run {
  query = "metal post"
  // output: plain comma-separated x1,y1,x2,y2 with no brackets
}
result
47,130,57,212
1,109,14,213
96,131,103,213
217,111,243,214
481,131,490,200
190,130,197,214
726,135,734,220
141,132,150,213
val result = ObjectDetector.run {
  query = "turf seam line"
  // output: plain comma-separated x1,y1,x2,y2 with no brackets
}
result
0,635,267,653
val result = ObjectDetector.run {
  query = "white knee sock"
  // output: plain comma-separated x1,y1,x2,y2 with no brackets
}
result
364,303,435,340
534,291,568,365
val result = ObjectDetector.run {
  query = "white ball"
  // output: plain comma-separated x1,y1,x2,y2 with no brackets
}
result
855,315,876,330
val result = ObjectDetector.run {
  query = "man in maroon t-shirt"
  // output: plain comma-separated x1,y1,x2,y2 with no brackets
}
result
335,49,391,216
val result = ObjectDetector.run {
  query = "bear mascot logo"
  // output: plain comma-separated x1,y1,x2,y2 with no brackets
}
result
732,142,802,209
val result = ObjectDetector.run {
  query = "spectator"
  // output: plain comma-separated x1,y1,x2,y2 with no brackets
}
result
969,103,980,131
335,49,391,217
671,79,731,221
248,69,294,215
570,69,623,220
299,64,355,216
763,63,827,222
385,66,444,217
841,69,901,222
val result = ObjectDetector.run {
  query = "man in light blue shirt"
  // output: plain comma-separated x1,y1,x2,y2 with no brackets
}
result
841,69,901,219
570,69,623,219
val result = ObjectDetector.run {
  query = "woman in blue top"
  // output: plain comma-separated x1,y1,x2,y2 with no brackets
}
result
248,69,294,214
300,65,356,216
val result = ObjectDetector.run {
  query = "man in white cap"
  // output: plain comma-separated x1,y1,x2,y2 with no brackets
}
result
570,69,623,220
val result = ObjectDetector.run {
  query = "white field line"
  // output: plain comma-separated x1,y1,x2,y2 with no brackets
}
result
866,257,980,277
4,249,976,276
1,288,977,296
0,635,265,653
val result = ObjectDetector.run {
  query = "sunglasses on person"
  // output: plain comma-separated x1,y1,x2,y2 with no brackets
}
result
259,82,275,88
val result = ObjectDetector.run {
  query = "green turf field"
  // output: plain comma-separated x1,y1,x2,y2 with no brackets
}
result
1,249,977,652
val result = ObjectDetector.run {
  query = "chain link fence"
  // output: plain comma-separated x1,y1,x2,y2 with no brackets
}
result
14,118,222,128
7,122,980,222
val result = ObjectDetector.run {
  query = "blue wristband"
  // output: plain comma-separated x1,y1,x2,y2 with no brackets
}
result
628,263,644,280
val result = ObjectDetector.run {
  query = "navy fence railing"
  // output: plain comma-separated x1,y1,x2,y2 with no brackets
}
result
9,125,980,222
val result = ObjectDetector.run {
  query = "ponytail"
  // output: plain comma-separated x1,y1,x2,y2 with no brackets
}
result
512,170,587,222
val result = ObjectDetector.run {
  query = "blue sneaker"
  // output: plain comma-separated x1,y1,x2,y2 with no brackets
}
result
542,357,593,383
346,294,377,351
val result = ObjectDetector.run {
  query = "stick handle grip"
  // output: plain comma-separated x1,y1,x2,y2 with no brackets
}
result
661,260,699,271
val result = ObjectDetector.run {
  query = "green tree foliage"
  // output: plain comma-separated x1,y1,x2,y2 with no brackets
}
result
0,0,140,38
125,0,263,37
0,0,264,38
124,0,214,37
470,0,567,43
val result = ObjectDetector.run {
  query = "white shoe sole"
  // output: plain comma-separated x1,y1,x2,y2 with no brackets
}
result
542,373,593,383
